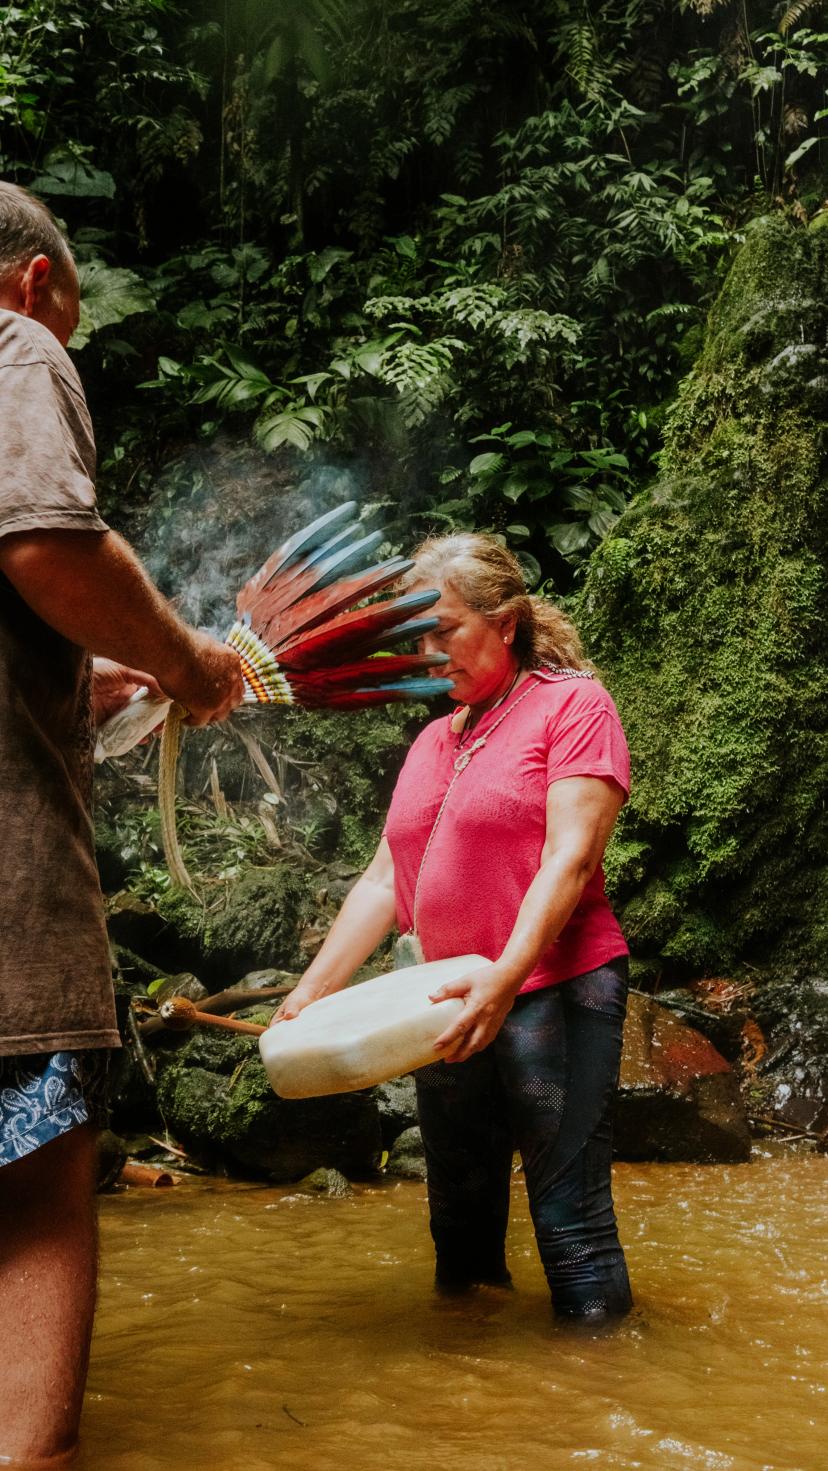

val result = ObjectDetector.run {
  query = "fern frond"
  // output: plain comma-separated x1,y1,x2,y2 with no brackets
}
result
779,0,821,34
377,337,464,427
435,284,505,329
364,295,424,320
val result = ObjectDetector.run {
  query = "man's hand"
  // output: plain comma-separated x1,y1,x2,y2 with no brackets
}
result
0,529,245,727
92,658,164,727
157,632,245,727
430,961,518,1064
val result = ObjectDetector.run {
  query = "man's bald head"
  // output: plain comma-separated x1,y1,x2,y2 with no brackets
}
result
0,181,80,346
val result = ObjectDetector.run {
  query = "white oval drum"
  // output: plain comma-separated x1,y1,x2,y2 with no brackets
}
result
258,955,489,1098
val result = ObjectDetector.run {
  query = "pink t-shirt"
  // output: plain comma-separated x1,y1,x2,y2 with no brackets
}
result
384,671,629,992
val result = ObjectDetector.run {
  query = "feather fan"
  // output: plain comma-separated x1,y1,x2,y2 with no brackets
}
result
95,503,453,888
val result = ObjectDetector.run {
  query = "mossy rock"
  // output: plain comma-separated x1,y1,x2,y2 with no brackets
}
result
155,1028,382,1181
296,1167,354,1197
143,862,319,984
386,1125,427,1180
267,704,426,867
577,215,828,981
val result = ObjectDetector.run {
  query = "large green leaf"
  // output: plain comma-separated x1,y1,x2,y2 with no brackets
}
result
256,404,328,453
71,262,155,350
469,451,507,476
546,521,592,559
30,151,115,199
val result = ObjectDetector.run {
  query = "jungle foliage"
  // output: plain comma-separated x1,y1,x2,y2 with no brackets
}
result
2,1,828,587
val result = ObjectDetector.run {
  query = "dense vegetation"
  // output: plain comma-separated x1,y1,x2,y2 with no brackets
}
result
2,0,827,588
3,5,828,1022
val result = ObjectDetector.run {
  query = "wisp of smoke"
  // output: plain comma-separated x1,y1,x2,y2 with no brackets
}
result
139,450,371,636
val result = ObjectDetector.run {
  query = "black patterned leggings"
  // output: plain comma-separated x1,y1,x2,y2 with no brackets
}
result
414,956,632,1317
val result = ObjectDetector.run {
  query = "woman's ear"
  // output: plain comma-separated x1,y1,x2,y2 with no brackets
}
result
497,610,519,647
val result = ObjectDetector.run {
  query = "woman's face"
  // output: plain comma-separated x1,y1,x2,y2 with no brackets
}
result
414,580,517,707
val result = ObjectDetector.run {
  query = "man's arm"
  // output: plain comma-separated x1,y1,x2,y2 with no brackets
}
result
0,527,243,724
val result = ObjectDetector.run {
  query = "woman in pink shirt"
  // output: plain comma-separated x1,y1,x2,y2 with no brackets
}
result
274,533,633,1319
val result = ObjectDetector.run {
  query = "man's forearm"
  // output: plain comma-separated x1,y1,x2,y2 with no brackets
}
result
0,528,199,688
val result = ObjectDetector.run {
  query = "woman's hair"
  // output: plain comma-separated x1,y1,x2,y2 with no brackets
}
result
399,531,591,671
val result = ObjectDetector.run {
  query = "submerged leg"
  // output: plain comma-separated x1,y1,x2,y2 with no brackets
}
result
500,960,633,1319
415,1050,513,1288
0,1123,98,1464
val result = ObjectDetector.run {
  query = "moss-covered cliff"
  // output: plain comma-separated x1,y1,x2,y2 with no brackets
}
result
578,215,828,981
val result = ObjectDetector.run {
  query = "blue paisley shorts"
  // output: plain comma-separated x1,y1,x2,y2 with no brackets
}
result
0,1050,110,1168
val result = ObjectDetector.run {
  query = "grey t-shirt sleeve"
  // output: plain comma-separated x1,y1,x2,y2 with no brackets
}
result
0,357,108,539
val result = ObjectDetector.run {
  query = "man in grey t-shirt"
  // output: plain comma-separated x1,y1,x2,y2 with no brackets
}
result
0,182,244,1466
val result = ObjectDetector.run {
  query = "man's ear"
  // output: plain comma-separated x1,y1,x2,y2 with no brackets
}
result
19,255,53,317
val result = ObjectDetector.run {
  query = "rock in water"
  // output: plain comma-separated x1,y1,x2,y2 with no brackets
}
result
376,1074,418,1149
386,1125,427,1180
155,1030,381,1181
614,994,751,1162
578,215,828,984
751,969,828,1135
297,1167,354,1197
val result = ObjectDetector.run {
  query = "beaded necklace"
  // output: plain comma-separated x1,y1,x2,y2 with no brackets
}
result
452,663,523,750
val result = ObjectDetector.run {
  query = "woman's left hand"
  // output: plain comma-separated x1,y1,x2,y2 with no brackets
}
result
430,963,519,1063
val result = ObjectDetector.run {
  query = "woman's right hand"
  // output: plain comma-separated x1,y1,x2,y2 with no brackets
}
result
268,984,320,1026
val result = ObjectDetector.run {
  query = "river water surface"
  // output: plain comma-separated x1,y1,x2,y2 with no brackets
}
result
78,1150,827,1471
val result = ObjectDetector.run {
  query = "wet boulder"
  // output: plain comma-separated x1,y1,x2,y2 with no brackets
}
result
751,969,828,1136
155,1029,382,1181
96,1129,128,1192
386,1125,427,1181
107,891,168,957
613,993,751,1163
297,1167,354,1197
376,1074,418,1150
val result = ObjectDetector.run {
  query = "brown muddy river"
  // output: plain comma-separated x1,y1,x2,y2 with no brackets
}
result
79,1150,827,1471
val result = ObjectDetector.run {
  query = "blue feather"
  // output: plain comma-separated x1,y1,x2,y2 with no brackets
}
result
272,501,359,573
363,676,454,698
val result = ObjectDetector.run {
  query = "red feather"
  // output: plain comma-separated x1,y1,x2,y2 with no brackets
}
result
288,653,444,693
276,595,434,671
243,560,407,649
226,506,452,709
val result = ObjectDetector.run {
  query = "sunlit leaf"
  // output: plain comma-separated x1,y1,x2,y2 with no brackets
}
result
71,262,154,350
784,136,817,170
469,451,506,476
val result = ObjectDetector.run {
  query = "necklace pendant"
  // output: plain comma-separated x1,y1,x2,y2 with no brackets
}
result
450,705,470,736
